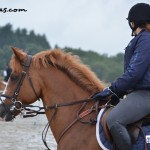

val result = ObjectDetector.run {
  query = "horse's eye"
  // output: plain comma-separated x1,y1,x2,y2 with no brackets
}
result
10,74,19,82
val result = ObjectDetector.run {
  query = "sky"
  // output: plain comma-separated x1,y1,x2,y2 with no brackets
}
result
0,0,150,55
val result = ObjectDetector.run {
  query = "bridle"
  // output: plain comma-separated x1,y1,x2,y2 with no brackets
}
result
1,55,40,114
0,54,107,150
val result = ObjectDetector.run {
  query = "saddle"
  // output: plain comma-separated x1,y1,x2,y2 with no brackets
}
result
101,107,150,143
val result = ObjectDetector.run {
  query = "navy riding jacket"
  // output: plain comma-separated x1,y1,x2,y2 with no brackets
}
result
110,30,150,96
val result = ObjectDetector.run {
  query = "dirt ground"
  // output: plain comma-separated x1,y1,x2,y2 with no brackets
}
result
0,105,57,150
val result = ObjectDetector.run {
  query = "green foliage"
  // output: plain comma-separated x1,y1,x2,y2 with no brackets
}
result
0,24,124,83
0,23,51,69
64,47,124,82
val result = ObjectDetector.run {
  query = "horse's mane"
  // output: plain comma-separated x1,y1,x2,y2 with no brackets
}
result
11,49,105,94
33,49,105,93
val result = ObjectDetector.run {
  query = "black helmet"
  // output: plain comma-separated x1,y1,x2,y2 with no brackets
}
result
127,3,150,36
127,3,150,22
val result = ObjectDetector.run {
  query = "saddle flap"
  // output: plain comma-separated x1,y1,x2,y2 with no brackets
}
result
101,107,143,144
101,107,113,142
128,121,143,143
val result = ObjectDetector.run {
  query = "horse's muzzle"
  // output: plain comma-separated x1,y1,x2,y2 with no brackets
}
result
0,104,14,121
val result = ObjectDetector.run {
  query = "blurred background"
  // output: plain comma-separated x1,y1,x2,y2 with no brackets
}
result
0,0,149,82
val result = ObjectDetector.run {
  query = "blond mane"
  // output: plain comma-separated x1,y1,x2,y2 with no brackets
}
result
33,49,105,93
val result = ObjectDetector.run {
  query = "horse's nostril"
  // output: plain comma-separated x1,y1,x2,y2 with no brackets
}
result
2,110,7,118
0,104,10,119
0,108,6,118
4,113,14,122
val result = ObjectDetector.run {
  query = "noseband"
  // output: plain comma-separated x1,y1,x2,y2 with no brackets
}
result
1,55,39,115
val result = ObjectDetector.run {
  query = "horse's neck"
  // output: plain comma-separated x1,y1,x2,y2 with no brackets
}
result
40,68,91,142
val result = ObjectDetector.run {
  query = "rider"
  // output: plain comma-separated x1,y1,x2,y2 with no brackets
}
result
93,3,150,150
3,63,12,82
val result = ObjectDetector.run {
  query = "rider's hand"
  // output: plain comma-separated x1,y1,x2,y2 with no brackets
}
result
92,87,114,101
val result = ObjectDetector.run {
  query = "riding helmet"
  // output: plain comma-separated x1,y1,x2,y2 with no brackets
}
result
127,3,150,22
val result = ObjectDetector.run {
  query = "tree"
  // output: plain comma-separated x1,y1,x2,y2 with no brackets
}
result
0,23,51,70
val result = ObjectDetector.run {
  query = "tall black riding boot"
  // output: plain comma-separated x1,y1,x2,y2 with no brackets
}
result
110,123,132,150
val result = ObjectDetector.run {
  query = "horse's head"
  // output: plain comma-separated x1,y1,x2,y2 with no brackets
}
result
0,47,40,121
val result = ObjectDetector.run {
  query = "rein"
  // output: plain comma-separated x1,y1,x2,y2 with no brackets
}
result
20,97,103,150
22,97,94,117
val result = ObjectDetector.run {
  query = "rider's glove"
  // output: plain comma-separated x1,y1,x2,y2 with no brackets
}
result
92,87,114,101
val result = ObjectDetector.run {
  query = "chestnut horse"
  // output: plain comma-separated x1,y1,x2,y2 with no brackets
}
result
0,81,6,94
0,47,106,150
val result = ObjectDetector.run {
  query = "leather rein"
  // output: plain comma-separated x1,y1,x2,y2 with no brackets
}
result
0,55,105,150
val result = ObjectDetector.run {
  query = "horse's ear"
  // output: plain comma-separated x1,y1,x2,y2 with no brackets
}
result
11,47,26,62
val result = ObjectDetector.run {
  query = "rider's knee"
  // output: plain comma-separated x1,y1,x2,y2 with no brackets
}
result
106,112,118,129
